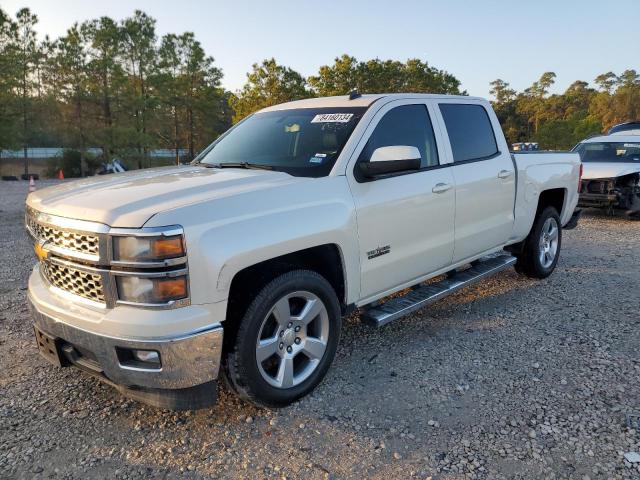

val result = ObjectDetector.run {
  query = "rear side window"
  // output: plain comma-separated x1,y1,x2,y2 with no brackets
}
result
359,104,439,168
439,104,498,162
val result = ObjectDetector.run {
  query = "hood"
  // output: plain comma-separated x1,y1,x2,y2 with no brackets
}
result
27,165,304,227
582,162,640,180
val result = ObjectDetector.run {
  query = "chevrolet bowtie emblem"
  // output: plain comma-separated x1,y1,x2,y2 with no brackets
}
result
34,242,48,261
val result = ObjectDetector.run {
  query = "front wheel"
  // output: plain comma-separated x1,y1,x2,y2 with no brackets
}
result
514,206,562,279
223,270,341,408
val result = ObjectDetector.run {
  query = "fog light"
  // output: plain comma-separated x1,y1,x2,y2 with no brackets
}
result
133,349,160,364
116,347,161,369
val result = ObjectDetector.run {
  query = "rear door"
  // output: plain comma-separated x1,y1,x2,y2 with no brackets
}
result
435,101,516,262
347,100,455,301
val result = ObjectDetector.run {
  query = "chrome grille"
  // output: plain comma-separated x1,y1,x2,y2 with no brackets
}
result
26,210,99,256
41,261,106,304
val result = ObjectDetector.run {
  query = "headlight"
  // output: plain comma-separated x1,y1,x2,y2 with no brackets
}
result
116,275,188,305
113,234,185,263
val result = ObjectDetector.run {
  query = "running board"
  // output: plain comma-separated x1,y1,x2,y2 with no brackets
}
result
360,254,517,328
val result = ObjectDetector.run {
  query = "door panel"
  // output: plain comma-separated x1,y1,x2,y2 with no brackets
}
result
435,101,516,262
346,101,455,301
451,155,515,261
351,168,455,299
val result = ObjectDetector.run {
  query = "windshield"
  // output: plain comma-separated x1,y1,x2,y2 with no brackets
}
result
197,107,367,177
573,141,640,163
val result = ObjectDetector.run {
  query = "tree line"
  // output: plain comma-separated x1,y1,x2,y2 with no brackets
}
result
1,7,639,177
0,8,230,175
491,71,640,150
0,8,464,176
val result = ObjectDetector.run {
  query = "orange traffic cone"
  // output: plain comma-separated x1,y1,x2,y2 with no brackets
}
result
58,169,64,180
28,175,36,193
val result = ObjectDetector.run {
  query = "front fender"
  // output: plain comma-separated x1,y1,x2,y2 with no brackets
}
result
145,176,360,306
212,203,357,298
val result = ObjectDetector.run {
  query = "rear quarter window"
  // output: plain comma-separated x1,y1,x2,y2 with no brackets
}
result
439,104,498,162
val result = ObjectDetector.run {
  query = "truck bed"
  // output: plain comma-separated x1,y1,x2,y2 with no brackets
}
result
509,152,581,243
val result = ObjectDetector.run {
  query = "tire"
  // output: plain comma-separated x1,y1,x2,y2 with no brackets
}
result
223,270,341,408
514,206,562,279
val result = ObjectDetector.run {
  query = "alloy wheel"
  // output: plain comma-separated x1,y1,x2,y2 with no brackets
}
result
538,217,559,269
255,291,329,389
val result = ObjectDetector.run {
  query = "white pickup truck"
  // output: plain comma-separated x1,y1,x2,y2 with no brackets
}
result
26,93,581,409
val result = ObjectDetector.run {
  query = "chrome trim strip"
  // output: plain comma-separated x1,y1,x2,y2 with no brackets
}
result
48,255,189,279
118,362,162,372
28,208,110,234
116,298,191,309
47,255,109,274
109,226,185,237
110,267,189,278
44,243,100,263
109,256,187,269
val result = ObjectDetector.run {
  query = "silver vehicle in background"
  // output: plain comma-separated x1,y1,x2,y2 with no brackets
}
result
575,124,640,217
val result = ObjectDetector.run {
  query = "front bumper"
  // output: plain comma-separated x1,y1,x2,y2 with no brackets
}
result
29,297,223,389
28,266,225,409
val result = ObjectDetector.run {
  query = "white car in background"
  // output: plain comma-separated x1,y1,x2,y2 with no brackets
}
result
574,124,640,217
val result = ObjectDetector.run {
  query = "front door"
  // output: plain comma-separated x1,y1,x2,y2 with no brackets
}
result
348,101,456,302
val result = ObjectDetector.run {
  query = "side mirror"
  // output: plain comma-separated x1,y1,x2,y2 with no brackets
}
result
358,146,421,178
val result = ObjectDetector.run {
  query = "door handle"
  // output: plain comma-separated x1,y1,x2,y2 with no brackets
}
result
432,182,452,194
498,170,513,179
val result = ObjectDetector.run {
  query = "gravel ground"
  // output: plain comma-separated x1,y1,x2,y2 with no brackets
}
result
1,179,639,479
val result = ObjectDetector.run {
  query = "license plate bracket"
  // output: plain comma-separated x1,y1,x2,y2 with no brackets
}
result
33,325,64,367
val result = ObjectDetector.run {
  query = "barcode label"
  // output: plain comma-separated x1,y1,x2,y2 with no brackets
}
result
311,113,354,123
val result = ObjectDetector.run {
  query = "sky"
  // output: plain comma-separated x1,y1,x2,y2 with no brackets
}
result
3,0,639,98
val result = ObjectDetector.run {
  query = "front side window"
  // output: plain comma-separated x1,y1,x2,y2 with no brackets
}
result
358,104,439,168
572,142,640,163
439,104,498,162
198,107,366,177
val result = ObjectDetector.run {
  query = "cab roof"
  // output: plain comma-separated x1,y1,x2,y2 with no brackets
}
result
258,93,484,112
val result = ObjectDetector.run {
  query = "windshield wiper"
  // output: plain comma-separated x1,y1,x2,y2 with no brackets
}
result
200,162,273,170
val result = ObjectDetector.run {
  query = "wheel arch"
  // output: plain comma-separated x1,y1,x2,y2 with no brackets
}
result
507,188,566,256
224,244,348,335
536,188,567,218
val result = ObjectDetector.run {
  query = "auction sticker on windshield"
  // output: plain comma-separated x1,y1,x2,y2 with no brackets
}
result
311,113,354,123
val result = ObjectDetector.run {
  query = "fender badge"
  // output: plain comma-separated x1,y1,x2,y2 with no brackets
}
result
367,245,391,260
34,242,48,261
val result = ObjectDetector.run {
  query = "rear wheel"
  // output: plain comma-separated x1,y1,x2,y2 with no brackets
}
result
515,206,562,279
223,270,341,408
